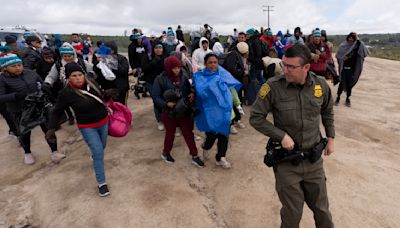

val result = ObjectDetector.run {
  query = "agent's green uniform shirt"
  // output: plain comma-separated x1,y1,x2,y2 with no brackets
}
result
250,72,335,150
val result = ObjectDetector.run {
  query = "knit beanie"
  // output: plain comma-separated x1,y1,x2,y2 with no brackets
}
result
59,45,75,56
167,29,175,37
0,53,22,68
246,28,255,36
131,33,142,40
65,62,84,79
312,29,321,37
23,31,32,37
164,55,181,78
237,42,249,54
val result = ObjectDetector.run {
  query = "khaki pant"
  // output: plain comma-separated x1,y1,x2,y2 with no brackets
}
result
274,158,334,228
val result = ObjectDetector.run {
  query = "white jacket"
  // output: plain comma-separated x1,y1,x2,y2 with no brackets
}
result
212,42,224,56
192,37,212,73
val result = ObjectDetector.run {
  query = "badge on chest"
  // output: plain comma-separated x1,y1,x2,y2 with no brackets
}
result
314,85,323,98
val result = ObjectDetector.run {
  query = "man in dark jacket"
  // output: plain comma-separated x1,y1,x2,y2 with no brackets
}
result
228,32,246,52
21,35,42,71
0,53,65,165
223,42,249,103
36,47,56,80
128,34,147,75
246,28,264,83
176,25,185,43
4,35,23,57
244,28,264,105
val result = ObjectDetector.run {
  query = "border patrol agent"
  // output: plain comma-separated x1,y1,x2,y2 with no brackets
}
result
250,44,335,228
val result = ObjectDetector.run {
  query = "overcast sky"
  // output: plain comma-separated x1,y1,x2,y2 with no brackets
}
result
1,0,399,36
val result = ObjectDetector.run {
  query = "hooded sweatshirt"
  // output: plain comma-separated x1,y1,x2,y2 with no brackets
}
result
191,37,212,73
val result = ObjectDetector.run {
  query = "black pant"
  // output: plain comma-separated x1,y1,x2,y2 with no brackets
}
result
116,88,129,105
18,123,57,154
232,105,241,123
337,67,354,98
203,132,228,161
0,104,17,134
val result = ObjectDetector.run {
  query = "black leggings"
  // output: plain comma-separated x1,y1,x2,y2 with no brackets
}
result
203,132,229,161
18,123,57,154
232,105,241,123
337,68,354,98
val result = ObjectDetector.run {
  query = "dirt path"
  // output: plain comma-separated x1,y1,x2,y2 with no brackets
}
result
1,56,399,228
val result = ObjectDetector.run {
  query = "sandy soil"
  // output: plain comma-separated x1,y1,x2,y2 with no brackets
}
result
1,56,399,228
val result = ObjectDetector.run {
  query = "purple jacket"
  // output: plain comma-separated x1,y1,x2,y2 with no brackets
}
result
141,36,152,55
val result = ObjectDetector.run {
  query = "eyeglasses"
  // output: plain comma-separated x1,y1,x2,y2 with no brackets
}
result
280,62,303,71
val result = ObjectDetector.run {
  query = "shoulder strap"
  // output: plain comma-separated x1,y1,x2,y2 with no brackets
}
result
79,89,104,105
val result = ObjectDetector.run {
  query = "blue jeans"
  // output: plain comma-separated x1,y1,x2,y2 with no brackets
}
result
79,122,108,185
146,82,161,122
250,66,265,84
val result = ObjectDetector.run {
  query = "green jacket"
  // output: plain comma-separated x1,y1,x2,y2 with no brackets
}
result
250,72,335,150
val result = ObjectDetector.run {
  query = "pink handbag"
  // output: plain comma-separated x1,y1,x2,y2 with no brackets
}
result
106,100,132,137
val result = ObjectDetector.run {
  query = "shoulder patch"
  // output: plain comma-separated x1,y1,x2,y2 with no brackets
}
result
314,84,323,97
258,83,271,99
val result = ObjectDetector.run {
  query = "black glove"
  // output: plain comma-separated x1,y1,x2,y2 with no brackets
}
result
42,82,53,96
103,88,119,100
14,91,27,100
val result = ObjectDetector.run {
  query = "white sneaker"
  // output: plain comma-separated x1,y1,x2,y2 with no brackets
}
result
157,122,165,131
24,153,35,165
203,148,210,161
235,120,246,129
230,126,238,134
216,157,231,169
51,151,66,163
195,135,202,141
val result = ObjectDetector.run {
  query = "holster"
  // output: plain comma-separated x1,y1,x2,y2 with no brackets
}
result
264,138,328,168
309,138,328,163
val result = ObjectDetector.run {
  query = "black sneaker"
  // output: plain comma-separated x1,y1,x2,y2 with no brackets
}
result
161,153,175,163
192,156,205,168
345,98,351,107
98,184,110,197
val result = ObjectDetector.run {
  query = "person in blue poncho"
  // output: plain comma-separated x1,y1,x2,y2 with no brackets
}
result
193,53,241,168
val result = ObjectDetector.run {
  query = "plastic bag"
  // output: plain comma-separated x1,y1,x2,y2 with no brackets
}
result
18,91,53,135
97,61,116,81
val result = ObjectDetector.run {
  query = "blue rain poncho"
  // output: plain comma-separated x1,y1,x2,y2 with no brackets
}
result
193,66,241,136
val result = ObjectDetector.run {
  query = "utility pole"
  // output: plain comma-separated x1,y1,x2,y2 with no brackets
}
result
262,5,274,29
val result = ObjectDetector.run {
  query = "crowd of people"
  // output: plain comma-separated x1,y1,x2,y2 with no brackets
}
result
0,24,368,226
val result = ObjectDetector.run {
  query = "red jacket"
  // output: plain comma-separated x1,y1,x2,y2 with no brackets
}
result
260,35,275,48
307,42,331,73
